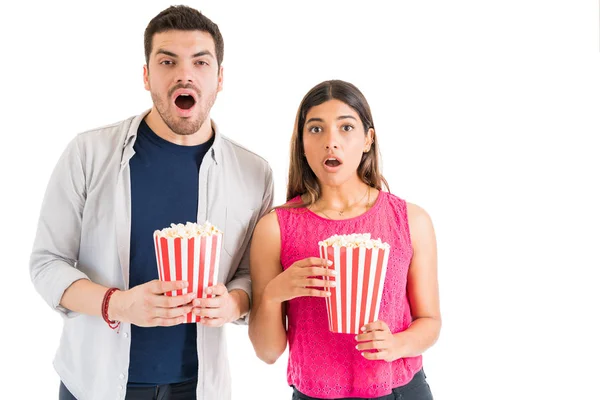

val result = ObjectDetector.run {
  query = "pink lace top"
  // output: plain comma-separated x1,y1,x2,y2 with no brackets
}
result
275,191,422,399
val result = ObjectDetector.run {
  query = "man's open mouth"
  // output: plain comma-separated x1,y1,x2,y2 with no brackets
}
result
175,94,196,110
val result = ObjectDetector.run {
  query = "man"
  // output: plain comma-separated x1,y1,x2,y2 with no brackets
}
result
30,6,273,400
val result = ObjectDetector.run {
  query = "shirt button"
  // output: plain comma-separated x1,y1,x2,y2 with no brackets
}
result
118,385,123,390
119,373,125,380
123,332,129,338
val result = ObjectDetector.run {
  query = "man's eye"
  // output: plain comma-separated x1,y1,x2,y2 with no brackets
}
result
160,60,174,65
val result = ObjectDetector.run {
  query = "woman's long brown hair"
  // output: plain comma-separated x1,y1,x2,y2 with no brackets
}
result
284,80,389,208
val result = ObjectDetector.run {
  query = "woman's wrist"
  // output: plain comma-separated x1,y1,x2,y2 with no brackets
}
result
391,331,414,360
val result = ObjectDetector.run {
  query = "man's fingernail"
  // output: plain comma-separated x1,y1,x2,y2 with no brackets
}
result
206,288,212,294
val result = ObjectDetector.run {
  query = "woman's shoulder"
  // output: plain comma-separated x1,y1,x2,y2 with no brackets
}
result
379,191,408,211
381,192,432,224
273,196,311,216
256,196,308,231
280,195,304,208
254,210,281,243
381,192,435,245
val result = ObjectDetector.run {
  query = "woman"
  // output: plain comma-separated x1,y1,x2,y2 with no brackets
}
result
249,80,440,399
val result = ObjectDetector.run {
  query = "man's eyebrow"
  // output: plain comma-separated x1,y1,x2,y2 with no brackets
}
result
192,51,215,59
156,49,178,58
155,49,215,59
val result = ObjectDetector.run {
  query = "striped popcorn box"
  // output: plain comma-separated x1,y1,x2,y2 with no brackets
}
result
153,221,223,323
319,233,390,334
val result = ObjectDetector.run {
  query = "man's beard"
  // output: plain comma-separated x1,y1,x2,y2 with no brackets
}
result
151,90,217,136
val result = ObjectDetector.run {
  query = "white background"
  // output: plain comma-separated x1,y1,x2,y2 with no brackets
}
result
1,1,599,399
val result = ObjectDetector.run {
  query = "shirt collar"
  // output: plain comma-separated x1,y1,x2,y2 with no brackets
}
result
122,109,223,166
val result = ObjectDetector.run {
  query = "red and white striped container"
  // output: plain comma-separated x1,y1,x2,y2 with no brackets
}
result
153,222,222,323
320,237,390,334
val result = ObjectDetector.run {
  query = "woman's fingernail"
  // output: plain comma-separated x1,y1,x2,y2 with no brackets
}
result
327,260,333,265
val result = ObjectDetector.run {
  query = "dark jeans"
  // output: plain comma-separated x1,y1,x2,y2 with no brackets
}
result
59,378,197,400
292,369,433,400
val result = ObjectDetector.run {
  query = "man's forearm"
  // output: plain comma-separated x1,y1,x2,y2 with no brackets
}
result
60,279,111,317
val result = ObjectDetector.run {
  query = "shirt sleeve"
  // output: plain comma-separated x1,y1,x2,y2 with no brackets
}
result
226,163,274,325
29,135,90,318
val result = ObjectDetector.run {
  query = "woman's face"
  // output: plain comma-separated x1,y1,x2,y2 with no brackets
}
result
302,99,373,188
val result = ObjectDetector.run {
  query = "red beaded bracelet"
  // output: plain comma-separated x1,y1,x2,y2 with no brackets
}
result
102,287,121,330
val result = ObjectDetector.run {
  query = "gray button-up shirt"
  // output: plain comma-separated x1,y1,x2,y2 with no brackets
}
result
30,111,274,400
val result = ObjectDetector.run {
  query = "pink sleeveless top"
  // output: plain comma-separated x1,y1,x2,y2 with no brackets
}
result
275,191,422,399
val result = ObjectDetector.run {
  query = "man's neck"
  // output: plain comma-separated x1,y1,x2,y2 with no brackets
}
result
144,109,213,146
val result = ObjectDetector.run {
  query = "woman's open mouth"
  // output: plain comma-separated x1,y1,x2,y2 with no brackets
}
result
323,156,343,172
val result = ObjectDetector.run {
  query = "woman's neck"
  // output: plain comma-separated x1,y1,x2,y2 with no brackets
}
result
310,180,376,220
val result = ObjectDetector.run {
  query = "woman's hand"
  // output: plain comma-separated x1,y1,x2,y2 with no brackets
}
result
356,320,405,362
263,257,336,304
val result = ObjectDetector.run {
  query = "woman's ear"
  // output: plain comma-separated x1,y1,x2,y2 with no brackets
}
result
364,128,375,152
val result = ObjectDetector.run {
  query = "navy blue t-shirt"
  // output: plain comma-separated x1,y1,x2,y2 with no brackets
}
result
128,119,213,385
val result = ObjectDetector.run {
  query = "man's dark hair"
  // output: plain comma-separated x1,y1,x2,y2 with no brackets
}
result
144,5,224,67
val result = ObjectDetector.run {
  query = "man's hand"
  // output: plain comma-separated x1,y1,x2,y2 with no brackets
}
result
109,280,194,327
192,284,246,327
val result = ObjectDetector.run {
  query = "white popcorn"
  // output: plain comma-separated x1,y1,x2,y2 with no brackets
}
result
154,221,222,239
318,233,390,249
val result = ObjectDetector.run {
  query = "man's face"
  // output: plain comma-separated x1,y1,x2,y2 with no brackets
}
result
144,30,223,135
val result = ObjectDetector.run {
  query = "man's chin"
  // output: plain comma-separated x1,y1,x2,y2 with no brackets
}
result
172,126,201,136
168,118,205,136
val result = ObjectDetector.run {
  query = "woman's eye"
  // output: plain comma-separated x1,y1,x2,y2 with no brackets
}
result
309,126,322,133
341,124,354,132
